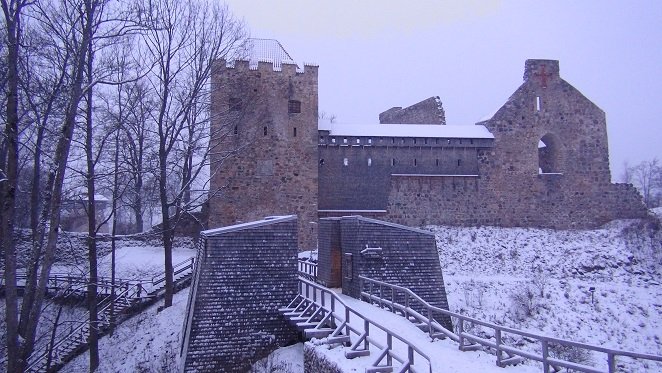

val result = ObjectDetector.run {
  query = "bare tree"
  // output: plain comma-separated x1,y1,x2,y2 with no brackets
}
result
2,0,127,370
1,1,28,372
626,158,662,208
137,0,246,308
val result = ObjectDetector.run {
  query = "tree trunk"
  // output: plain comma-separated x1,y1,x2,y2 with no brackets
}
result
1,1,24,371
18,1,97,368
159,146,174,307
85,39,100,372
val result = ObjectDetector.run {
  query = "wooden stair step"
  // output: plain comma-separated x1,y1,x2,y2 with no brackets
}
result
459,343,482,352
304,328,334,339
296,322,321,330
498,356,524,367
366,367,393,373
345,349,371,359
326,335,351,345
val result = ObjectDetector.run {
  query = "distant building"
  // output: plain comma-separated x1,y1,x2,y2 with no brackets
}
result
208,39,647,249
60,194,110,233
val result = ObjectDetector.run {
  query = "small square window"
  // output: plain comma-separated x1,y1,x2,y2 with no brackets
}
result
288,100,301,113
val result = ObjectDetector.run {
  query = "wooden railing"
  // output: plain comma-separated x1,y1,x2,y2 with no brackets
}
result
297,277,432,373
12,258,196,373
151,257,195,289
297,259,317,281
25,283,143,372
360,276,662,373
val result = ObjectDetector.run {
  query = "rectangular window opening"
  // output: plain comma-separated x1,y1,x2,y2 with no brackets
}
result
288,100,301,113
536,96,541,111
263,126,268,136
343,158,348,166
293,127,297,137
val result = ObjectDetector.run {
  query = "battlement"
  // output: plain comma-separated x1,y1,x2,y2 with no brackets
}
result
216,58,318,77
523,59,560,86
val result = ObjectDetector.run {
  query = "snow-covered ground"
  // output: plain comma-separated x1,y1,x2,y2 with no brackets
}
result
25,215,662,372
430,218,662,372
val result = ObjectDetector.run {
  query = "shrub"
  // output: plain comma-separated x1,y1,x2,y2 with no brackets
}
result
510,286,539,320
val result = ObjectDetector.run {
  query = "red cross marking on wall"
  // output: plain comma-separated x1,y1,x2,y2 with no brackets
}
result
534,65,553,88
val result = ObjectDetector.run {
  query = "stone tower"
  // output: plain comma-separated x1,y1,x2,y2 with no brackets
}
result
208,40,319,250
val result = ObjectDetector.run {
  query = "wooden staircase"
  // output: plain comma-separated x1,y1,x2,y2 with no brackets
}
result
281,280,432,373
23,258,195,373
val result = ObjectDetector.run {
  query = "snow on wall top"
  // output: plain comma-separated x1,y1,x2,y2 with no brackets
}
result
241,38,298,70
318,122,494,139
201,215,297,237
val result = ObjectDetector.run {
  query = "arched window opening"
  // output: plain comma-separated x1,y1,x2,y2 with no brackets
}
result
538,133,562,174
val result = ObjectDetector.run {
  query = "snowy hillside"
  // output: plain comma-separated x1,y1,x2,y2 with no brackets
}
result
59,216,662,372
429,217,662,372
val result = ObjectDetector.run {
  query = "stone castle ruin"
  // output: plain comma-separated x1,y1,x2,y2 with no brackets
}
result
208,39,647,249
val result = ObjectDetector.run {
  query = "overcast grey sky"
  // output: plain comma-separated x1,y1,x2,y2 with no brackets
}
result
224,0,661,180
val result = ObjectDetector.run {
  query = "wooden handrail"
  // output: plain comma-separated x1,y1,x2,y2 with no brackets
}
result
298,277,432,373
297,259,317,280
359,276,662,373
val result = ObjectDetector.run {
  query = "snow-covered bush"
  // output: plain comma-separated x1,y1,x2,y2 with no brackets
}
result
548,342,593,369
509,286,540,320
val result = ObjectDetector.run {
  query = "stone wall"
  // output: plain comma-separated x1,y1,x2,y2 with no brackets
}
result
318,135,490,212
379,96,446,125
322,59,648,229
180,216,299,372
208,60,319,250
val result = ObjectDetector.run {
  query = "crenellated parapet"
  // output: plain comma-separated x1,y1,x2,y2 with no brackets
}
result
216,58,318,77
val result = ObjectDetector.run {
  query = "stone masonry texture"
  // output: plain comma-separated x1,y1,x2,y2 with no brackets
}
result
180,216,299,372
379,96,446,125
209,53,647,246
208,60,319,250
318,59,647,228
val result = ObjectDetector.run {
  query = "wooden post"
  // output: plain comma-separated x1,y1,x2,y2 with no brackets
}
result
387,333,392,366
363,319,369,350
458,319,464,349
404,294,409,320
542,339,549,373
496,329,503,366
427,307,433,338
607,353,616,373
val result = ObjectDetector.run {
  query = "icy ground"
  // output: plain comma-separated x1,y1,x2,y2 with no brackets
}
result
61,216,662,372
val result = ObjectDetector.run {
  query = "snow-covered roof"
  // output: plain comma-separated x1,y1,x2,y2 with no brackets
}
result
201,215,296,237
318,122,494,139
245,38,297,70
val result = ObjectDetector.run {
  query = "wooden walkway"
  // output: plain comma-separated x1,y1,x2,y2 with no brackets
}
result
295,260,662,373
0,258,195,373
